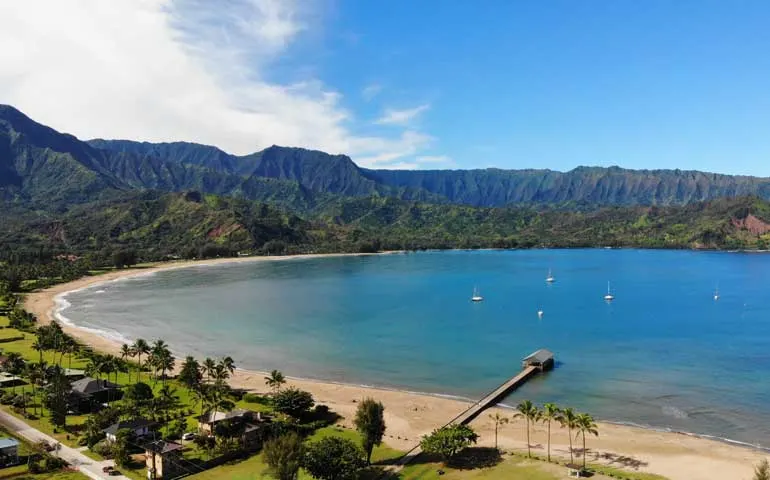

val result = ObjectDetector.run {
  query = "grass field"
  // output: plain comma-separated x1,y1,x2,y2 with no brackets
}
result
0,426,89,480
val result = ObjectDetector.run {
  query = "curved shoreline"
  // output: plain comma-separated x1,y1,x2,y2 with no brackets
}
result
22,253,769,480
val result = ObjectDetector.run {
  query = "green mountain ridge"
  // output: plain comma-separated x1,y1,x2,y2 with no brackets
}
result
5,104,770,210
3,104,770,261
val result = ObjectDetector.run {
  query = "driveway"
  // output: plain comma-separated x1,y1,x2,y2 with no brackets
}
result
0,408,131,480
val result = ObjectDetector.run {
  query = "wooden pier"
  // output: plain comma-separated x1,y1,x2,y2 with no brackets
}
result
395,349,554,467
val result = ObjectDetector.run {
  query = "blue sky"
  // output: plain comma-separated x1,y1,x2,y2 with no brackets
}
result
2,1,770,175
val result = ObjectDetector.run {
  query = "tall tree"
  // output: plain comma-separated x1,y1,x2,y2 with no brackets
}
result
272,388,314,419
178,356,202,393
540,403,561,462
560,407,580,465
264,369,286,394
575,413,599,469
132,339,150,381
120,344,131,382
25,363,45,417
263,432,303,480
420,424,478,464
488,412,509,451
354,398,386,465
220,356,236,376
44,365,70,429
302,436,366,480
202,357,217,383
514,400,540,458
31,338,45,364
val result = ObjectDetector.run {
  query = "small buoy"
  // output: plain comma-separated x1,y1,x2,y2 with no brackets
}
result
537,310,544,318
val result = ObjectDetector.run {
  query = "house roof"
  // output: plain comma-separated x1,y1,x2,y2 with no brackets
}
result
522,349,554,364
145,440,182,455
103,418,155,436
71,377,120,395
196,408,252,424
0,438,19,449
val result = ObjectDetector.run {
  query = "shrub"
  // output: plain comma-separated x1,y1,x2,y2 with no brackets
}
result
272,388,314,419
242,393,268,404
91,440,114,458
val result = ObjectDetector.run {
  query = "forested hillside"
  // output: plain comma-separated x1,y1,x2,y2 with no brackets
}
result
3,103,770,269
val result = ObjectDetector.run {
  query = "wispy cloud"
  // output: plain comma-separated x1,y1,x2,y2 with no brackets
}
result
362,83,382,101
0,0,438,169
375,104,430,126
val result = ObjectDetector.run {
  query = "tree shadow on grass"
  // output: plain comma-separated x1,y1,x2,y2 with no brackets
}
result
595,451,649,470
447,447,502,470
358,466,401,480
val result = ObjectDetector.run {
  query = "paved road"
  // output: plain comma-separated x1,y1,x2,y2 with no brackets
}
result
0,409,131,480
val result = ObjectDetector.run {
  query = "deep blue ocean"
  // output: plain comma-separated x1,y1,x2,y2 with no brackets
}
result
59,250,770,447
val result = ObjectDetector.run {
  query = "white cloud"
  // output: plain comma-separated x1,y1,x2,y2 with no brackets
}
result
375,104,430,126
362,84,382,101
0,0,441,169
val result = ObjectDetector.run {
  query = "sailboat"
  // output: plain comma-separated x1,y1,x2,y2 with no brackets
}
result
537,309,544,318
545,269,555,283
714,287,719,301
471,286,484,302
604,281,615,301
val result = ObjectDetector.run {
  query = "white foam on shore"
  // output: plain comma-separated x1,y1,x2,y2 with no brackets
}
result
53,291,133,346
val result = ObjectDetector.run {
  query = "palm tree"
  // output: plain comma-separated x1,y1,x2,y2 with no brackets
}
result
132,339,150,381
220,356,236,376
120,344,132,382
540,403,561,462
488,412,509,450
153,347,175,384
514,400,540,458
25,363,45,417
85,355,104,380
156,384,179,433
3,353,25,393
560,407,580,465
31,339,45,364
575,413,599,469
63,337,78,369
203,358,217,383
264,369,286,394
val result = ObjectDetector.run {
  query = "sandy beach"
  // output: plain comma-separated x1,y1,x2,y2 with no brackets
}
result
23,254,767,480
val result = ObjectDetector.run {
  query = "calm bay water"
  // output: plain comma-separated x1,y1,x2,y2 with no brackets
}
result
60,250,770,447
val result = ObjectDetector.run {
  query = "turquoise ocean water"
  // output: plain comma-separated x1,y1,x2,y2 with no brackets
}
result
58,250,770,447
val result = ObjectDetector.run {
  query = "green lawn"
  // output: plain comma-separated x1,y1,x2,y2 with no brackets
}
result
401,456,562,480
0,426,89,480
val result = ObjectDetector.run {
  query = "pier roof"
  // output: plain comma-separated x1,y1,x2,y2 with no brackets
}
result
522,349,554,364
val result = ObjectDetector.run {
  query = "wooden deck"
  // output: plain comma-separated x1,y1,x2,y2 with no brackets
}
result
395,364,543,466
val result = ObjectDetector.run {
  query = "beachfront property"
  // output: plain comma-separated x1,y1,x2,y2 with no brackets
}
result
0,438,19,466
103,418,155,443
144,440,183,480
63,368,86,381
196,408,271,449
522,348,555,371
68,376,122,412
0,372,25,389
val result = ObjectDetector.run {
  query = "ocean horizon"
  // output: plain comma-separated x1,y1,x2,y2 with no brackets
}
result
57,249,770,449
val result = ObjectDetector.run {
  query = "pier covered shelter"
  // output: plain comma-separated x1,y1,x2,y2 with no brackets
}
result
522,349,554,371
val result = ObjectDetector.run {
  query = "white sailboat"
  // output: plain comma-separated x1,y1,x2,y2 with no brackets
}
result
545,269,555,283
714,287,719,301
471,286,484,302
537,309,544,318
604,281,615,301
